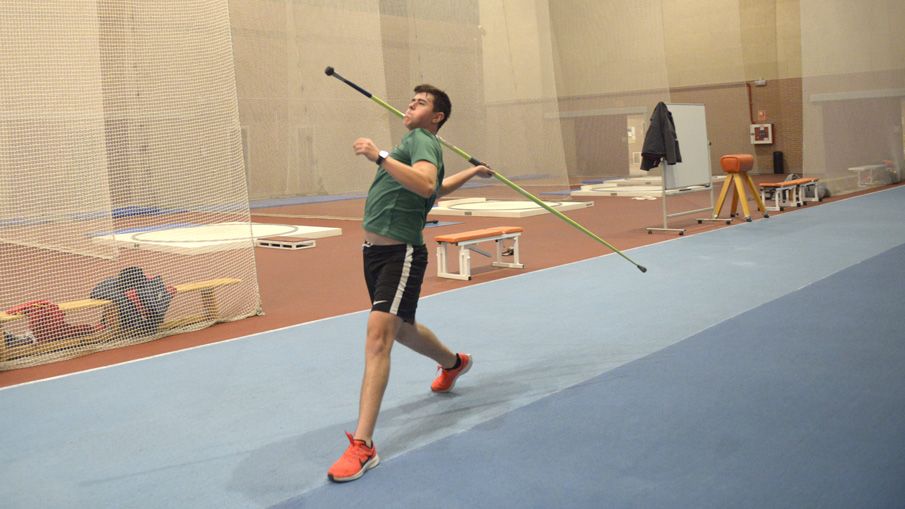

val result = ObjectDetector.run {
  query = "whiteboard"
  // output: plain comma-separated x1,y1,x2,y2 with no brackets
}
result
663,103,711,190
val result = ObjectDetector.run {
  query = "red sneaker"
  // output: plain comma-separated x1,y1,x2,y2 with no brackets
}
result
431,353,472,393
327,432,380,482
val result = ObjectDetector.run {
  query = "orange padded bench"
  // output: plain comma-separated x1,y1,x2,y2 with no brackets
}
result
758,177,820,211
434,226,525,280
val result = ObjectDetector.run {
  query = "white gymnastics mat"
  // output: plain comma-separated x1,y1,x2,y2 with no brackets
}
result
571,176,725,198
430,197,593,218
92,222,342,255
572,184,667,197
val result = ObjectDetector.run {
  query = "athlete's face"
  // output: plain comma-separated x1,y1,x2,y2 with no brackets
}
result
403,92,443,131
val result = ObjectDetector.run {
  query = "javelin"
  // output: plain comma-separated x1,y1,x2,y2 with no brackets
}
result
324,66,647,273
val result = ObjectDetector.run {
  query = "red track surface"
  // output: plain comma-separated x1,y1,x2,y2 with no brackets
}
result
2,179,897,387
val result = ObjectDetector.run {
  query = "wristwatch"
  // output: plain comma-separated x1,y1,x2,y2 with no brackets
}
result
376,150,389,166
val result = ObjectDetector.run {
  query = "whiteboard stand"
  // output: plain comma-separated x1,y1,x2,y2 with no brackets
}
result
646,178,717,235
696,210,734,226
645,104,717,236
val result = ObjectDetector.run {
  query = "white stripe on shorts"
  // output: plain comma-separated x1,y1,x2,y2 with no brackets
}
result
390,244,414,316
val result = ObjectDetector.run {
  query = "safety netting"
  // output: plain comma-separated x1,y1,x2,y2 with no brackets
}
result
0,0,260,370
4,0,903,370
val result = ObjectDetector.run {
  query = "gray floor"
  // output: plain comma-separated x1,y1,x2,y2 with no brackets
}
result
2,186,904,508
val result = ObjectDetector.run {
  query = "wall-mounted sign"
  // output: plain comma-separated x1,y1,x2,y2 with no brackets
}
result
750,123,773,144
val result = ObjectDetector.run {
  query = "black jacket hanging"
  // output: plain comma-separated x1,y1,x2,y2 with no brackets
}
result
640,102,681,171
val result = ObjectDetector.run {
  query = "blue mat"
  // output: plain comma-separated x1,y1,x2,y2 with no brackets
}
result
287,242,905,508
3,187,905,509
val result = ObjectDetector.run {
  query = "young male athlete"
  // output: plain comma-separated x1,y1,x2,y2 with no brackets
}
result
327,85,492,482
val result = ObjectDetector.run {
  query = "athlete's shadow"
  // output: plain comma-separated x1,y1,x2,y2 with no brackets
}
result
229,343,613,507
227,369,540,507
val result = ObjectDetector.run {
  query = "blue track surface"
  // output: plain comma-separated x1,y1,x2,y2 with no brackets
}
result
2,187,904,508
292,242,905,508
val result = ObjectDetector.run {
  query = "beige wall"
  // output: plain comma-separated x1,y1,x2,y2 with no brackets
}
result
548,0,671,98
481,0,557,102
230,0,571,199
478,0,568,181
801,0,905,78
800,0,905,184
0,1,109,221
379,12,486,175
548,0,811,176
3,1,245,216
738,0,801,81
661,0,747,88
229,0,392,199
227,0,903,195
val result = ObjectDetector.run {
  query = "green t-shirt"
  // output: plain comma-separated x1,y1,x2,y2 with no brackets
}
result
363,128,445,245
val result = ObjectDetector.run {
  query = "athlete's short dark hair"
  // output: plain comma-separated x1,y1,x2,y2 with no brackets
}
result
414,84,451,130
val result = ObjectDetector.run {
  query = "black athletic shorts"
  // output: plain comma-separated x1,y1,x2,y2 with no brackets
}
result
362,242,428,324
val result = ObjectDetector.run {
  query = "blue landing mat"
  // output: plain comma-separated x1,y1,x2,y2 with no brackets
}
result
289,242,905,508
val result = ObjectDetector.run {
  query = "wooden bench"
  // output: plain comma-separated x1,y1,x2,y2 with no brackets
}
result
434,227,525,280
758,177,820,211
1,299,114,326
0,277,241,363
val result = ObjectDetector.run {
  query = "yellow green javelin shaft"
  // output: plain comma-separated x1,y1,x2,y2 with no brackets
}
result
325,66,647,273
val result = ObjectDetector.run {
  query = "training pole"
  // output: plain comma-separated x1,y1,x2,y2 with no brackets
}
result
325,66,647,273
